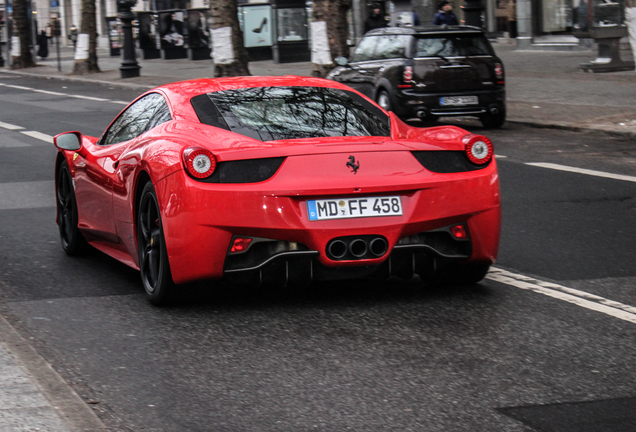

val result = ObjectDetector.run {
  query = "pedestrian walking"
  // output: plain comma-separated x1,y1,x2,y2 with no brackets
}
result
433,0,459,25
37,30,49,59
364,3,387,33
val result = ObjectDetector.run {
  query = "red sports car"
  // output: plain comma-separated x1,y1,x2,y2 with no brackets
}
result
53,76,500,304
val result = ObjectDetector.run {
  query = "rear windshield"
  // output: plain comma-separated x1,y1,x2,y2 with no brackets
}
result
191,86,391,141
414,34,493,57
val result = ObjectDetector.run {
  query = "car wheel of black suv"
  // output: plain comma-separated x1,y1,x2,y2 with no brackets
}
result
376,90,392,112
480,108,506,129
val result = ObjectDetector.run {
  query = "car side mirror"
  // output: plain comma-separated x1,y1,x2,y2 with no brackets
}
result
335,56,350,67
54,131,83,151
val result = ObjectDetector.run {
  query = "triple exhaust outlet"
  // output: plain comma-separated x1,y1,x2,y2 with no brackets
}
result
326,235,389,261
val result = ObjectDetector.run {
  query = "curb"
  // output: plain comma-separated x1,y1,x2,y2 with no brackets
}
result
0,313,109,432
506,118,636,140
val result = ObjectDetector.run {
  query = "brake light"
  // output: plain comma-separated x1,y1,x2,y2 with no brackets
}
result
183,147,216,179
230,237,252,253
403,65,413,82
495,62,503,80
450,224,468,239
463,134,494,165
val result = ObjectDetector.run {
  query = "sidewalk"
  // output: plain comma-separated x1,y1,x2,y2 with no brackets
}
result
2,42,636,137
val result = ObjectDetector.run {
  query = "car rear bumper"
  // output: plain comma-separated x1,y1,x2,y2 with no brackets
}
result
393,88,506,120
154,155,501,285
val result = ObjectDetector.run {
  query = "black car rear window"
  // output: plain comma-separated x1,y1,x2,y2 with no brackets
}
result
414,34,493,57
191,86,390,141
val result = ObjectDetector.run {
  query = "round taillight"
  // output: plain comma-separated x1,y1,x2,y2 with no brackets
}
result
463,134,494,165
183,147,216,179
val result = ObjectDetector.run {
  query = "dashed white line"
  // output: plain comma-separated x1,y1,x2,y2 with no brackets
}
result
20,131,54,143
488,268,636,325
526,162,636,183
0,83,125,105
0,121,25,131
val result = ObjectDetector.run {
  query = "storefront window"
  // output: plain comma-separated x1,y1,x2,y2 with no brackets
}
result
277,8,308,42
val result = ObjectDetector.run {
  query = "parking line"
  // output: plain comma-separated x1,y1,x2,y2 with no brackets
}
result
488,268,636,325
526,162,636,183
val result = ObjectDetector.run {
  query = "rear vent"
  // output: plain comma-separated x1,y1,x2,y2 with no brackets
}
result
412,151,490,173
196,157,286,183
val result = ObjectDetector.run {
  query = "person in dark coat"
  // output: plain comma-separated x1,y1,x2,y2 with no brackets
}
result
37,30,49,59
433,0,459,25
364,3,387,33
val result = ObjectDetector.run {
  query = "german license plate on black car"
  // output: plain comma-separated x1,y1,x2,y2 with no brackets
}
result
440,96,478,106
307,196,403,221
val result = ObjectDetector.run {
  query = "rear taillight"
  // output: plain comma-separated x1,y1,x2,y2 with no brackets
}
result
183,147,216,179
463,134,494,165
495,62,504,84
403,66,413,82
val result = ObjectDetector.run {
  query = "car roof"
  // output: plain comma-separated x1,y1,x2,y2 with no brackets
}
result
364,25,485,37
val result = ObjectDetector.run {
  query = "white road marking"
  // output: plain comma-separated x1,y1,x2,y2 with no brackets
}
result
526,162,636,183
0,83,125,105
488,267,636,325
0,121,25,131
20,131,54,143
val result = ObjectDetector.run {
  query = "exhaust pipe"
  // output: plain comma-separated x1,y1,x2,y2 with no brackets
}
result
348,239,368,258
417,110,427,118
328,240,347,259
369,237,388,257
489,106,500,115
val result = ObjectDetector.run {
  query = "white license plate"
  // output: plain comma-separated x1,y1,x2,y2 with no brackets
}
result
440,96,478,106
307,196,403,221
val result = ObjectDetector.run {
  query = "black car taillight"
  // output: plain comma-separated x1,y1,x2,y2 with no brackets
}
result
399,66,413,88
495,62,504,84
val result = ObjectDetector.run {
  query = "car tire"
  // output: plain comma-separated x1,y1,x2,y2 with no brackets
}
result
56,160,88,256
137,182,174,305
427,262,491,287
480,109,506,129
376,90,392,112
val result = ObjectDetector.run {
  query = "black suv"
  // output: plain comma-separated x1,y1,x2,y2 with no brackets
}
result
327,26,506,128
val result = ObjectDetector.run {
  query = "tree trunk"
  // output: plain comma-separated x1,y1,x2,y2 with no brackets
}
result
311,0,351,77
72,0,100,74
11,0,35,69
210,0,250,77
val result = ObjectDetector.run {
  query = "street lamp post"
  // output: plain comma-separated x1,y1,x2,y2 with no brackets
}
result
117,0,140,78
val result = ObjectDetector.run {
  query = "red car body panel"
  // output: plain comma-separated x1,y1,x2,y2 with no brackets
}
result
54,76,501,286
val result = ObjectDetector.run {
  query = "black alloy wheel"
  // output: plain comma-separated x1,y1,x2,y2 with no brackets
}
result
137,182,174,305
56,161,87,255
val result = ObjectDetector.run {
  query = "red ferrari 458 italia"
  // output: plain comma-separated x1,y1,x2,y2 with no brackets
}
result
53,76,500,304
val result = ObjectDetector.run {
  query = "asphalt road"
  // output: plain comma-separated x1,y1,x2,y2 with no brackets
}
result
1,74,636,432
